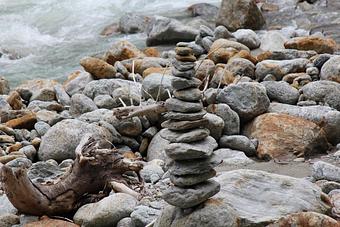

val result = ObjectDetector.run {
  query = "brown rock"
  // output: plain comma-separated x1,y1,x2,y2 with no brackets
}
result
0,76,10,95
195,59,215,81
80,57,117,79
0,135,15,143
31,137,42,149
16,79,58,102
210,65,236,88
175,54,196,62
6,91,23,110
216,0,265,32
25,216,79,227
143,67,170,78
122,57,169,75
5,113,37,130
175,47,193,56
208,39,250,64
244,113,329,160
103,40,145,65
143,47,160,57
229,50,258,64
267,212,339,227
284,37,337,54
6,142,22,153
208,48,238,64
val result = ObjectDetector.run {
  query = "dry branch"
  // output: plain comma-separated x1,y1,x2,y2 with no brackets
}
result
112,102,167,120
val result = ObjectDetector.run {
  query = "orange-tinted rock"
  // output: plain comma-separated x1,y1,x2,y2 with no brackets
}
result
6,91,23,110
144,47,160,57
6,142,22,153
25,216,79,227
5,113,37,130
244,113,329,160
229,50,258,64
256,51,273,62
208,48,238,64
143,67,170,78
210,64,236,88
103,40,145,65
267,212,339,227
80,57,117,79
284,37,337,54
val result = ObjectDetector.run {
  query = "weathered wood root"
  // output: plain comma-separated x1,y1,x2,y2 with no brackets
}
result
112,102,167,119
0,135,143,216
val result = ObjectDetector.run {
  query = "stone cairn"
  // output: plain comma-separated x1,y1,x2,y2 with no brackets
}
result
160,44,221,209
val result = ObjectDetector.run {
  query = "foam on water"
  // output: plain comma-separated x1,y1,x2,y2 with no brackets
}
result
0,0,220,86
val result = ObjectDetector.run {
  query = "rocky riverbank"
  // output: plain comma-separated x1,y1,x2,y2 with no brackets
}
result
0,0,340,226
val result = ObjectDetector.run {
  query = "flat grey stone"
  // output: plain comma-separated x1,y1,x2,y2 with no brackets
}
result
173,88,202,102
170,169,216,187
219,135,256,156
162,180,220,208
160,128,210,143
172,60,195,71
171,77,201,90
164,110,207,121
165,136,217,160
165,98,203,113
171,68,195,79
169,153,222,175
161,118,208,131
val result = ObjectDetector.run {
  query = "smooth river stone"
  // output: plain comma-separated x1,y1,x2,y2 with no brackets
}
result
161,118,208,131
162,180,220,208
172,60,195,71
169,153,222,175
171,77,201,90
164,110,207,121
165,136,217,160
165,98,203,113
175,54,196,62
171,68,195,79
173,88,202,102
160,128,210,143
175,47,194,56
170,169,216,187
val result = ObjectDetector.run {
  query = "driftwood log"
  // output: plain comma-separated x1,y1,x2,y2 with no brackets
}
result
0,136,143,216
112,102,167,119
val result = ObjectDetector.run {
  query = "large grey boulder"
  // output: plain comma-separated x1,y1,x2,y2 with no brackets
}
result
261,81,299,105
268,103,340,144
38,119,113,162
320,55,340,82
216,82,270,121
147,129,170,162
73,193,137,227
300,80,340,111
216,0,265,32
156,169,330,227
146,16,199,46
119,13,150,34
142,73,174,101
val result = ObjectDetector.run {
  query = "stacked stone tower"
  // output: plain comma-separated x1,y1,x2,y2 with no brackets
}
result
160,44,221,209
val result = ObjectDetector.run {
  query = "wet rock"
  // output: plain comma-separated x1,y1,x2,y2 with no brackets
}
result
63,71,93,96
320,55,340,83
165,136,217,160
214,148,254,166
70,94,97,116
216,82,270,121
219,135,256,156
255,58,310,81
80,57,117,79
119,13,150,34
284,36,337,54
233,29,261,49
146,16,198,46
244,113,329,160
312,161,340,182
267,212,339,227
0,77,10,95
162,180,220,208
38,119,113,162
207,104,240,135
268,103,340,144
262,81,299,104
131,205,161,227
141,73,174,101
103,40,145,65
73,193,137,227
216,0,265,32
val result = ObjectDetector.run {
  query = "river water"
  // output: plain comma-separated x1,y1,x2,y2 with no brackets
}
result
0,0,220,86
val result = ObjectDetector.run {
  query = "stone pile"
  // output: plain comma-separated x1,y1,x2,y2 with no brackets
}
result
160,44,221,209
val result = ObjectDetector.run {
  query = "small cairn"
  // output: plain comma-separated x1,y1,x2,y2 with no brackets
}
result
160,44,221,209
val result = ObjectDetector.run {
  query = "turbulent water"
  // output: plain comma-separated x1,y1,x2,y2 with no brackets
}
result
0,0,220,86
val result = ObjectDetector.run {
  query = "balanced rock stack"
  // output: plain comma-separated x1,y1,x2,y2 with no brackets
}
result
160,44,221,209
